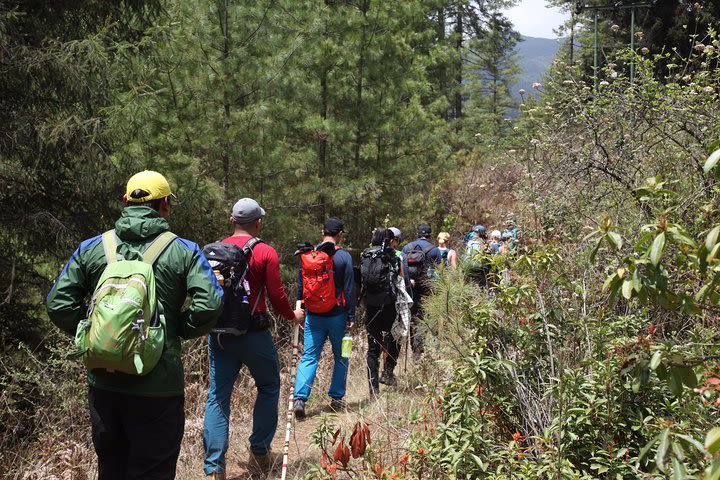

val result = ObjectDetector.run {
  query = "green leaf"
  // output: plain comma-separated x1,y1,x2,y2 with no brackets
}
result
655,428,670,472
707,226,720,251
639,435,658,462
607,231,623,250
603,273,619,291
589,239,601,263
676,433,707,454
708,243,720,263
678,366,697,388
672,457,687,480
703,148,720,174
650,233,666,267
650,350,662,370
705,427,720,454
622,280,634,300
668,369,683,396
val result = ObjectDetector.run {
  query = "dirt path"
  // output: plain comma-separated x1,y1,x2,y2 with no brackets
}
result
212,337,421,480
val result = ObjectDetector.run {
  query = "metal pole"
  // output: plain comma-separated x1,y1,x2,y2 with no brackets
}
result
569,12,575,65
630,6,636,84
281,302,303,480
594,9,599,92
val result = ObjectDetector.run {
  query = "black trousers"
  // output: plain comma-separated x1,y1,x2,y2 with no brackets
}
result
409,279,431,353
365,304,400,389
88,387,185,480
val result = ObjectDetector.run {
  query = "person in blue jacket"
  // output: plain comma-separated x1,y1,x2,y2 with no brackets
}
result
401,224,440,362
294,217,356,418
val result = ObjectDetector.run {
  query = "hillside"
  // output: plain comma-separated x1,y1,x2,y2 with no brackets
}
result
512,35,565,99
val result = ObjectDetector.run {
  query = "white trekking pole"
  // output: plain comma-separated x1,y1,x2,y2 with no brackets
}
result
281,301,302,480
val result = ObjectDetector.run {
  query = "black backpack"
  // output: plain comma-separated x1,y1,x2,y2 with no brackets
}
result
202,238,264,334
360,246,398,307
405,242,435,280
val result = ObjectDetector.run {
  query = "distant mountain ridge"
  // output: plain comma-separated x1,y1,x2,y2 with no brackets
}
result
512,35,565,100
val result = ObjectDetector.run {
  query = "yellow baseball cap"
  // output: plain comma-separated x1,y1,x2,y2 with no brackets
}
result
125,170,174,203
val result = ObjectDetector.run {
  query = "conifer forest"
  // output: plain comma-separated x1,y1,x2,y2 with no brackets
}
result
3,0,720,478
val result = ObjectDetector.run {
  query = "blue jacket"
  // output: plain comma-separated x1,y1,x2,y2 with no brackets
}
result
297,243,356,324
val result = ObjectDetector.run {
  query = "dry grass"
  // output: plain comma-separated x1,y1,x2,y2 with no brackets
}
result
6,309,455,480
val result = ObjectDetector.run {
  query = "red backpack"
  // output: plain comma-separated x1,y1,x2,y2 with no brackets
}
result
299,246,343,313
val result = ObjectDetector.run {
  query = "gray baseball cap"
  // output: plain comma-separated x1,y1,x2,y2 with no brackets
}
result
389,227,401,239
231,198,266,224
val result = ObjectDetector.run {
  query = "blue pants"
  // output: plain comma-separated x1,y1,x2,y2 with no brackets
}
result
203,330,280,475
294,311,349,401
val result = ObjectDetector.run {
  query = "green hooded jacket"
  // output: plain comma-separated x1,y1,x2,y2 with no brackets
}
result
46,206,223,397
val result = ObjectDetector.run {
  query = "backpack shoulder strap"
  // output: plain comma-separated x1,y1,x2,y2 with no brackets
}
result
422,243,435,255
242,237,264,256
102,230,119,264
142,231,178,266
406,242,417,251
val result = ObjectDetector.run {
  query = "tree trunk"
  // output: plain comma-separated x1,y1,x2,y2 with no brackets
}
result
318,66,328,222
221,0,231,197
453,5,463,120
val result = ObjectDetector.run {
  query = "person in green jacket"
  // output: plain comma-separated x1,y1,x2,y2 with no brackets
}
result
46,170,223,480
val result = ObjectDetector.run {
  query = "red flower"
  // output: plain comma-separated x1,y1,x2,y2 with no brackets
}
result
417,447,426,455
512,431,523,442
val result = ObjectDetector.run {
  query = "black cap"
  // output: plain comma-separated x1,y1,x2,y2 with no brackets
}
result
323,217,344,235
418,224,432,236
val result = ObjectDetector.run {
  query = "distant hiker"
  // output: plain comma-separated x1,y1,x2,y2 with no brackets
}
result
401,223,440,361
500,231,513,254
502,218,519,243
437,231,458,269
465,225,489,286
488,230,503,255
389,227,413,293
46,171,223,480
293,217,356,418
361,227,403,396
202,198,305,477
388,227,403,258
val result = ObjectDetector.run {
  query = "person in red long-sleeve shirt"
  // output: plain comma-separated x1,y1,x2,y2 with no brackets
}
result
203,198,304,477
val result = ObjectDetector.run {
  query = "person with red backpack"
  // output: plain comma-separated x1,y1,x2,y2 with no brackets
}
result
401,224,440,362
293,217,356,418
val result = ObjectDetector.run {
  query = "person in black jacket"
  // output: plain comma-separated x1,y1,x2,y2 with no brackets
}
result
361,227,403,396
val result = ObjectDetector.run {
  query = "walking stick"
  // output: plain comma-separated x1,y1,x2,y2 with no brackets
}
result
281,301,302,480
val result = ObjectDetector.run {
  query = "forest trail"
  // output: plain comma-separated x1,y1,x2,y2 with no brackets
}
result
179,335,426,479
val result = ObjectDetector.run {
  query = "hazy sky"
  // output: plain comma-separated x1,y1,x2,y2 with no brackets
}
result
504,0,570,39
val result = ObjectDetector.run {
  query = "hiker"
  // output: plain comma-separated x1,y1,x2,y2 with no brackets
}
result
360,227,403,396
45,171,223,480
401,224,440,361
500,231,513,254
293,217,356,418
389,227,413,293
502,218,519,241
202,198,305,478
488,230,503,255
388,227,403,258
465,225,489,286
437,231,458,269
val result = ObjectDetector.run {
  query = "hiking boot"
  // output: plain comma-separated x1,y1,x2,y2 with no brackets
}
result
379,371,397,386
206,472,226,480
248,448,282,473
293,399,306,419
329,398,347,412
369,383,379,398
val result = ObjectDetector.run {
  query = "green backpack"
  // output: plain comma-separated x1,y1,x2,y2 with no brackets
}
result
67,230,177,375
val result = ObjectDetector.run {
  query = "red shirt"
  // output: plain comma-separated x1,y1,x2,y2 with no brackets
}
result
222,235,295,321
